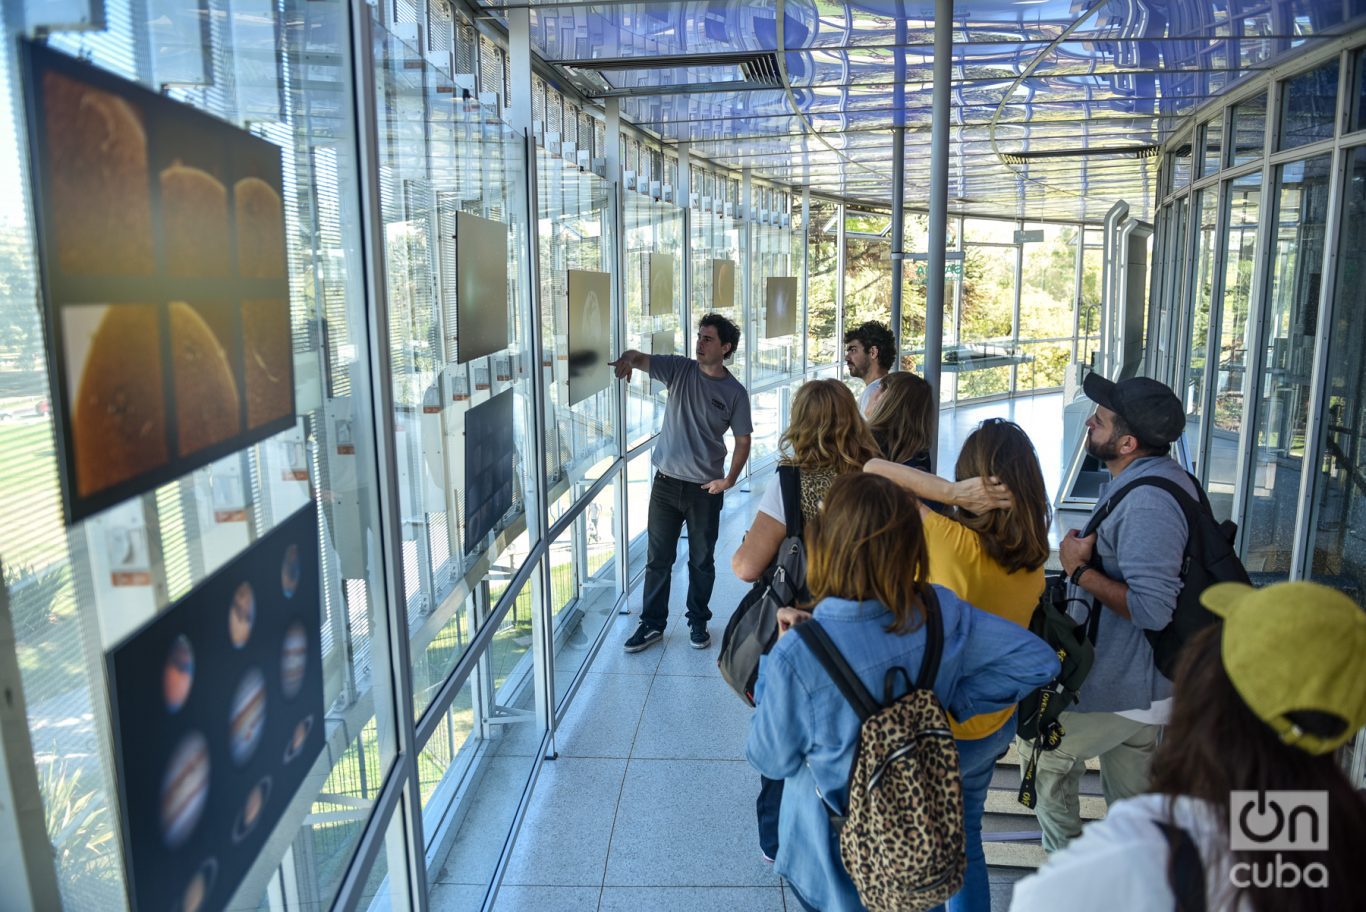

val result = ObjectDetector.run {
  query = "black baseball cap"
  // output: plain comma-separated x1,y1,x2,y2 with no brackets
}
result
1083,373,1184,447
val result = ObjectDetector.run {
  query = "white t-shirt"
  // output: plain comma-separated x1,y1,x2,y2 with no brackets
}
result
858,376,884,415
1116,697,1173,725
756,476,788,526
1012,794,1249,912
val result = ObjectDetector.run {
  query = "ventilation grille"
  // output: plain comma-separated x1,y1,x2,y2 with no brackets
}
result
556,51,783,97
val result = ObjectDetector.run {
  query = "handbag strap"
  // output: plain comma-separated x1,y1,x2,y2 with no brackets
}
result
776,464,803,538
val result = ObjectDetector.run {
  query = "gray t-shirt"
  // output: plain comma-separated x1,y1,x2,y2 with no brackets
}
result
1068,455,1193,713
650,355,752,483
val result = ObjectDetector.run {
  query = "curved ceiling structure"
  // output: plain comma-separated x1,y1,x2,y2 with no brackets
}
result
476,0,1365,220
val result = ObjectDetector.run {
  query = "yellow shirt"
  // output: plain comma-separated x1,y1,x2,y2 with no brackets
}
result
921,509,1044,741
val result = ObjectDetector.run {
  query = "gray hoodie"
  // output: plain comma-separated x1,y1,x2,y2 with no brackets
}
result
1067,455,1193,713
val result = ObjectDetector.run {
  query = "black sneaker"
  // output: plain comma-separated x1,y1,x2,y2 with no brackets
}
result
624,623,663,653
689,626,711,649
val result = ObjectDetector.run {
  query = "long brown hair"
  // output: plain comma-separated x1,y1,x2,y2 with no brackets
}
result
952,419,1050,574
1150,626,1366,912
779,379,879,473
866,371,936,465
805,474,932,634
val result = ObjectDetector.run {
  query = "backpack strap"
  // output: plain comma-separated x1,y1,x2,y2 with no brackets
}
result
914,586,944,692
1156,821,1207,912
777,464,803,538
793,621,880,721
1079,473,1201,645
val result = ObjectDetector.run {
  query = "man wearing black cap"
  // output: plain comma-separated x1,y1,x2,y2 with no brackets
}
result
1026,373,1194,852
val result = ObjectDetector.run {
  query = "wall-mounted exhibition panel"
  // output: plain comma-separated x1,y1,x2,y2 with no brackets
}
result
764,277,798,337
462,389,519,554
106,504,324,912
454,212,511,364
647,253,674,316
567,269,612,406
22,42,295,523
712,258,736,311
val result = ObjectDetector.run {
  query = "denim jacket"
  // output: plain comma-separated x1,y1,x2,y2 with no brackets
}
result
745,588,1060,912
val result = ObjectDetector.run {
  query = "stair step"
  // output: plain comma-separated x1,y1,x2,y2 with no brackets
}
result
984,788,1106,820
984,841,1049,869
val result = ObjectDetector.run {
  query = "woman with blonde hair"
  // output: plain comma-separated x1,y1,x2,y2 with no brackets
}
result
746,474,1057,912
732,378,877,584
865,418,1051,912
866,369,936,471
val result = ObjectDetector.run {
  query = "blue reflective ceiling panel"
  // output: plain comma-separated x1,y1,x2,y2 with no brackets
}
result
475,0,1362,219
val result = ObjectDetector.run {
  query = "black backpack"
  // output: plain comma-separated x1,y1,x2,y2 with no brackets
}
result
1016,571,1097,808
794,591,965,912
718,466,809,706
1086,471,1249,680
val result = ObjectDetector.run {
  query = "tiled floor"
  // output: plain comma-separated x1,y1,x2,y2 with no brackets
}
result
430,393,1093,912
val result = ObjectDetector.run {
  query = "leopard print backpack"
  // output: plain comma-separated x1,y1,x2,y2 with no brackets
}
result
793,588,965,912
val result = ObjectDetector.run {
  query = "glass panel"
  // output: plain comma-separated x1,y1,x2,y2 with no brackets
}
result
1229,93,1267,167
1279,61,1340,151
371,18,538,726
539,154,617,527
3,3,399,909
623,196,680,449
843,237,891,330
1018,224,1079,392
806,199,839,367
1170,139,1193,191
1185,189,1220,475
751,222,798,389
956,242,1018,400
418,623,541,885
1244,156,1331,579
625,449,651,585
1352,47,1366,135
803,200,835,368
551,480,624,706
1078,229,1104,371
1207,173,1262,520
962,217,1018,245
1201,117,1224,177
1309,146,1366,596
690,209,742,378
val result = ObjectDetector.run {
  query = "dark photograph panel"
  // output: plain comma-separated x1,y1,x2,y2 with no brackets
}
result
153,110,231,278
22,42,297,523
647,253,674,316
107,503,324,912
463,389,518,554
455,212,510,364
169,300,242,457
764,277,798,338
712,258,735,310
38,67,154,276
62,303,169,499
242,299,294,429
567,269,612,406
232,119,289,280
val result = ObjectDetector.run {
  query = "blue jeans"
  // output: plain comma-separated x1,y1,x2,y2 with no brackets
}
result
757,775,783,858
934,716,1017,912
641,472,724,631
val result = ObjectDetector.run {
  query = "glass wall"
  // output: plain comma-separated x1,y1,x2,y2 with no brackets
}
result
0,2,401,910
1155,40,1366,590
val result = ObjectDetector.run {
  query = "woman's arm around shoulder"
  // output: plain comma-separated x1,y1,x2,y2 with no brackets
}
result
864,459,1013,514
